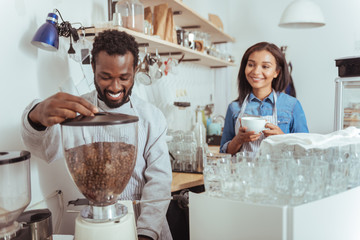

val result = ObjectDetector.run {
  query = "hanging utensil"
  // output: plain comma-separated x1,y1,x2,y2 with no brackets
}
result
153,49,163,80
135,48,152,85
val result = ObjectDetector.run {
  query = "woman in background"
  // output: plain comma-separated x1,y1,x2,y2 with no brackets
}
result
220,42,309,155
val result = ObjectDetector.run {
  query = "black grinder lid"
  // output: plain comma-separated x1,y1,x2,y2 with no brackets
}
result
0,151,31,165
61,112,139,126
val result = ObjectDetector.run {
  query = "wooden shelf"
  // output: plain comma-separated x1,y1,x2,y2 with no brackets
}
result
344,108,360,113
344,118,360,122
92,0,236,67
140,0,235,43
89,26,236,68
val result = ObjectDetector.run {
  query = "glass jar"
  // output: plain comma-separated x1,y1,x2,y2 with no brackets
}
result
115,0,144,32
61,112,138,222
0,151,31,238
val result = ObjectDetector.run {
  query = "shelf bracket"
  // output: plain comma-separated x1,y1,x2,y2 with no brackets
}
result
182,25,201,29
210,66,227,69
212,41,228,44
173,11,182,15
157,51,183,56
138,43,150,47
181,59,200,62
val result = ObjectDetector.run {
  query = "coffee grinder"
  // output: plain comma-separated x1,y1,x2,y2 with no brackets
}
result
61,112,139,240
0,151,31,240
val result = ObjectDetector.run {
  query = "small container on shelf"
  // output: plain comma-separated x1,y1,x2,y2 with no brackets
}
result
115,0,144,33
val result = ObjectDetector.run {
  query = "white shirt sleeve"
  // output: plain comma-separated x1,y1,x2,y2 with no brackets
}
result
21,99,64,163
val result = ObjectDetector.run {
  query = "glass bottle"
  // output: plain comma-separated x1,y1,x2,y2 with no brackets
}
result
194,106,207,172
115,0,144,33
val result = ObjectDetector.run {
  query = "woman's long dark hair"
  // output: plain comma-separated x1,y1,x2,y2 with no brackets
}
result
236,42,291,104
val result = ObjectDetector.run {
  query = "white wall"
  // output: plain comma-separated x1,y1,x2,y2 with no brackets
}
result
1,0,359,235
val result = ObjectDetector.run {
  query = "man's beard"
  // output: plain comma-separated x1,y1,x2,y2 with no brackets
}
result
95,80,133,109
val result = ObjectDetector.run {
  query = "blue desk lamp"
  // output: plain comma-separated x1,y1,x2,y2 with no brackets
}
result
31,9,79,53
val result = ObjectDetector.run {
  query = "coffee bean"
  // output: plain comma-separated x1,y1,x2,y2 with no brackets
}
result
65,142,136,205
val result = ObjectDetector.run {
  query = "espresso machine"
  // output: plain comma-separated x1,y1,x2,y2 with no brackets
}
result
61,112,139,240
0,151,31,239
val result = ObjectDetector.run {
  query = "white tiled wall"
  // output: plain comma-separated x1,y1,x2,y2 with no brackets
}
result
65,55,223,133
134,61,215,130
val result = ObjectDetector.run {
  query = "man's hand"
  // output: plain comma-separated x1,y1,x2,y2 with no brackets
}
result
29,92,98,127
262,122,284,137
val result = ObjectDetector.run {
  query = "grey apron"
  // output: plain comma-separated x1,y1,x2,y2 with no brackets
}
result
94,93,173,240
235,90,278,153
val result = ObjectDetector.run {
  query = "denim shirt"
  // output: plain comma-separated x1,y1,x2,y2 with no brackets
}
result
220,91,309,153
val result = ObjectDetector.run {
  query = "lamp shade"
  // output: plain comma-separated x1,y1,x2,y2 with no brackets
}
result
31,12,59,51
279,0,325,28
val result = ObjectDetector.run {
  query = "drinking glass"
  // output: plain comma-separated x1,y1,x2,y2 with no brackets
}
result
347,144,360,188
203,153,231,197
304,159,329,202
241,158,272,204
325,157,350,196
236,151,256,162
168,130,184,171
180,153,195,172
270,159,292,205
181,131,197,172
221,174,245,200
220,155,245,200
289,158,311,205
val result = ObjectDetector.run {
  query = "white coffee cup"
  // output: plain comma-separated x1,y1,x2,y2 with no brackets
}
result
241,117,267,133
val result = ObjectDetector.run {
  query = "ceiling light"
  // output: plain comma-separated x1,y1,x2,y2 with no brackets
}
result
279,0,325,29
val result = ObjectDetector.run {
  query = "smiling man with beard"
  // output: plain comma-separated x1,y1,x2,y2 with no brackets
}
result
93,50,134,109
21,30,172,240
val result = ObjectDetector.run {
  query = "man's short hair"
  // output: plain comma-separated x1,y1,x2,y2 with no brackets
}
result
91,30,139,69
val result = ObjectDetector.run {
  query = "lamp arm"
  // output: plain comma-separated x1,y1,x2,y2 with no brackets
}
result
53,8,66,23
52,8,78,42
70,22,84,28
55,9,95,41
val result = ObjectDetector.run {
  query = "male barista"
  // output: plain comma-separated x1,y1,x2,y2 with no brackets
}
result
21,30,172,240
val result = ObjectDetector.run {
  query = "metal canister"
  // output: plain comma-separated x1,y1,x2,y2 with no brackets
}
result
17,209,53,240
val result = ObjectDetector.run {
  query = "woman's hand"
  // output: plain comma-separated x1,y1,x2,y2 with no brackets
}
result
236,126,262,143
227,126,261,155
262,122,284,137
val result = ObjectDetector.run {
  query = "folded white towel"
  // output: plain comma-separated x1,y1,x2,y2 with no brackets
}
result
260,126,360,152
